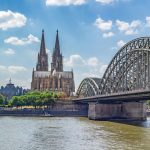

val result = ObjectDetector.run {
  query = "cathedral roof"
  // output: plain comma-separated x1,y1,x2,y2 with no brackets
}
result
54,71,73,78
34,71,51,77
34,71,73,78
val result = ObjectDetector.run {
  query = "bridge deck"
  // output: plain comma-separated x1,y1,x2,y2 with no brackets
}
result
73,90,150,103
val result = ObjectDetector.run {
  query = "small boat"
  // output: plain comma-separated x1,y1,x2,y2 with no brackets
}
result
42,112,54,117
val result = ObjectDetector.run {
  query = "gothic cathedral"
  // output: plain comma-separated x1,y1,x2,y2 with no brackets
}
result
31,30,75,96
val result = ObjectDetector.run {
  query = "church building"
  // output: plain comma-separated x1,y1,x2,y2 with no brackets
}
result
0,79,28,100
31,30,75,96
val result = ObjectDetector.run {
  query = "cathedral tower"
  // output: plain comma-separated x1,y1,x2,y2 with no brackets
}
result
51,30,63,73
31,29,75,96
36,30,48,71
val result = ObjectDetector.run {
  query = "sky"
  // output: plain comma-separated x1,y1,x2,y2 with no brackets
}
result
0,0,150,90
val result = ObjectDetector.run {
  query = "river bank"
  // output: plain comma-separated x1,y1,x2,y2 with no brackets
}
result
0,109,87,117
1,101,150,120
0,101,88,117
0,108,150,118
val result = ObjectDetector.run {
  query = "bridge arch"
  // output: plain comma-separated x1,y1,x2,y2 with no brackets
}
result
100,37,150,94
77,37,150,97
76,78,101,97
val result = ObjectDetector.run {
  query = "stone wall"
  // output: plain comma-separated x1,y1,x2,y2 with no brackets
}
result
0,101,88,117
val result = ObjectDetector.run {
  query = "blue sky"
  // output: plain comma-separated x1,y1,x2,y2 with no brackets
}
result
0,0,150,90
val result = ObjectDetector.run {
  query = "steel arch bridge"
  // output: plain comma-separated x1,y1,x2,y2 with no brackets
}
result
77,78,101,97
77,37,150,98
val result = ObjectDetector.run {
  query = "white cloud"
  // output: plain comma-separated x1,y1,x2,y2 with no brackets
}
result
4,48,15,55
64,54,85,67
94,17,142,37
116,20,129,31
117,40,126,48
46,0,86,6
0,10,27,30
4,34,40,45
0,65,27,74
87,57,99,67
103,32,114,38
96,0,114,5
82,64,107,78
64,54,107,69
146,16,150,27
116,20,141,35
8,66,27,74
94,17,112,31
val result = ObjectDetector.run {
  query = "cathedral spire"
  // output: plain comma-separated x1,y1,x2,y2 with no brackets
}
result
54,30,60,55
40,29,46,55
36,30,48,71
51,30,63,72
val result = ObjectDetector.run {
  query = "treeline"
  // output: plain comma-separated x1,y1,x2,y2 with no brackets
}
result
0,91,64,108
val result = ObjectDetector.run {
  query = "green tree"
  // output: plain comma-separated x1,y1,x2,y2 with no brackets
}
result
44,93,55,108
7,91,59,108
0,94,4,105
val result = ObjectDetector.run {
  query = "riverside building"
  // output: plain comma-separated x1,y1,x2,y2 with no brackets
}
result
0,79,28,100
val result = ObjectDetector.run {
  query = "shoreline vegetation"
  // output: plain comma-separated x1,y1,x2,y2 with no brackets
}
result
0,91,71,109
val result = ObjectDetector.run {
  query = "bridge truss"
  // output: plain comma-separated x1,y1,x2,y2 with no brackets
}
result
77,37,150,97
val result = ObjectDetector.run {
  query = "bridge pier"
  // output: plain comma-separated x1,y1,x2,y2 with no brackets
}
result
122,101,147,121
88,101,147,121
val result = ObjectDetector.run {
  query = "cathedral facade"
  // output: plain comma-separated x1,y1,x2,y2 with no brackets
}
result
31,30,75,96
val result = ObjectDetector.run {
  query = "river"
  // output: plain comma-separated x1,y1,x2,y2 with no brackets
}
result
0,117,150,150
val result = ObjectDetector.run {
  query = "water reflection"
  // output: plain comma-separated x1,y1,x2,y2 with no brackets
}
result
0,117,150,150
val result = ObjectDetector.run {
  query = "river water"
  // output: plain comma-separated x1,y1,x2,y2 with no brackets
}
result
0,117,150,150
